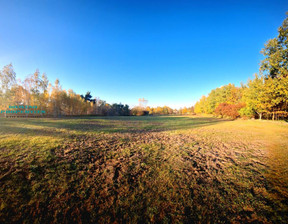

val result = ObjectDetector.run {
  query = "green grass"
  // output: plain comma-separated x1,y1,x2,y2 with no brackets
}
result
0,116,288,223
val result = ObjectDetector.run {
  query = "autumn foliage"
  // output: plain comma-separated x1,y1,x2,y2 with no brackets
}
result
195,15,288,120
0,66,131,117
215,103,245,119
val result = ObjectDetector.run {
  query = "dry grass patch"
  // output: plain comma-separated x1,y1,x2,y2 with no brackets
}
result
0,117,287,223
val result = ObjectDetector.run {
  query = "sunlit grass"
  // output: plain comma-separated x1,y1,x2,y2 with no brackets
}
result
0,116,287,223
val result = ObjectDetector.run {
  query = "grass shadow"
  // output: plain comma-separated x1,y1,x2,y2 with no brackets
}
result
0,116,231,136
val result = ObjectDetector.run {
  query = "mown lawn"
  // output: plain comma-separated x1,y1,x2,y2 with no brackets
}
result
0,116,287,223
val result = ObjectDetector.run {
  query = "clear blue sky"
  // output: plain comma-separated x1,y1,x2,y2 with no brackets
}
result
0,0,287,108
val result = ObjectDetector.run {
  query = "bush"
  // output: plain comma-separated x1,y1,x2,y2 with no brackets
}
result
215,103,245,119
131,107,149,116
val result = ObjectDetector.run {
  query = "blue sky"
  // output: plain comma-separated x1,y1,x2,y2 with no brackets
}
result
0,0,287,108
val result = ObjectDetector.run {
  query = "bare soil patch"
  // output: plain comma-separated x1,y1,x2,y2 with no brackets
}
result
1,130,286,223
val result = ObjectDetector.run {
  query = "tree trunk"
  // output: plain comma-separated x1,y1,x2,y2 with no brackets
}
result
272,112,275,121
259,112,262,120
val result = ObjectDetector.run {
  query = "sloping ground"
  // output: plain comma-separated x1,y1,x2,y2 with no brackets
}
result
0,117,287,223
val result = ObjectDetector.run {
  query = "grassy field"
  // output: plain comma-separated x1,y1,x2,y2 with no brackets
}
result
0,116,288,223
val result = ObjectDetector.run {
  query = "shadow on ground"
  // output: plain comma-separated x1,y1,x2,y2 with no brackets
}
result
0,116,230,136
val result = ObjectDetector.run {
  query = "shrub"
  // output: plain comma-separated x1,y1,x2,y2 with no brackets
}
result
215,103,245,119
130,107,149,116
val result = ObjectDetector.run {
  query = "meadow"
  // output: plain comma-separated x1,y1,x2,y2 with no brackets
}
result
0,116,288,223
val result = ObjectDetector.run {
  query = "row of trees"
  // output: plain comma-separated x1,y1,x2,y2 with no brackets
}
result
130,106,194,116
146,106,194,115
0,66,130,117
2,14,287,118
194,14,288,120
0,65,194,117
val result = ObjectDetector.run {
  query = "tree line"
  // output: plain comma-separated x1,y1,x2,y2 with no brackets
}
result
194,14,288,120
131,106,194,116
1,15,287,118
0,67,130,117
0,65,194,117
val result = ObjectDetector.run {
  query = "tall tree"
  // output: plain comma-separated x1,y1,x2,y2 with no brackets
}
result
260,14,288,78
0,64,16,109
241,74,268,119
